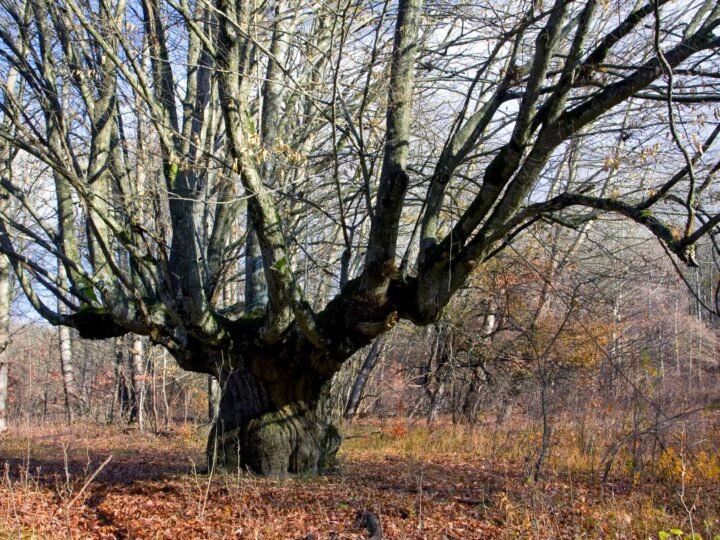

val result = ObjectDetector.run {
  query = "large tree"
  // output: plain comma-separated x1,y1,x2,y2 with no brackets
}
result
0,0,719,475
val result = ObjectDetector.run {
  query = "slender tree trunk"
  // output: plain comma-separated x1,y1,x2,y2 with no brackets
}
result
462,299,496,421
129,336,145,429
532,379,552,481
427,381,446,424
0,254,10,432
110,336,131,423
0,55,18,434
422,324,451,424
58,324,82,423
462,366,486,422
161,349,170,427
0,359,7,432
344,336,386,420
151,349,159,433
57,265,82,423
208,375,220,422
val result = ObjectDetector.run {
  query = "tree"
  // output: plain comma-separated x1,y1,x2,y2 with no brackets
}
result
0,252,9,432
344,336,388,421
129,335,145,427
57,265,83,422
0,59,17,431
0,0,719,475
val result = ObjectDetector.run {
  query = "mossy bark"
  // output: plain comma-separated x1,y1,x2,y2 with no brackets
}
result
207,363,341,477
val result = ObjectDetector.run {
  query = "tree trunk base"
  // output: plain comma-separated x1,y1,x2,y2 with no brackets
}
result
207,365,341,477
208,407,341,477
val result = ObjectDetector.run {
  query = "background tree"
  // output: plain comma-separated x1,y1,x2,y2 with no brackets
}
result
0,0,719,475
57,265,82,422
0,59,18,431
0,251,9,432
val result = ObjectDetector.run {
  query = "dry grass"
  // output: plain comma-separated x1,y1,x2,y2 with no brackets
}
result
0,416,718,539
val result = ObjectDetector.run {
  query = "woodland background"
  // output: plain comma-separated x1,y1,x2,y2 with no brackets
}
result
1,225,720,539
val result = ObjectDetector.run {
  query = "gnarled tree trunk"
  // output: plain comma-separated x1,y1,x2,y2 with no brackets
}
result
58,323,82,422
207,361,340,476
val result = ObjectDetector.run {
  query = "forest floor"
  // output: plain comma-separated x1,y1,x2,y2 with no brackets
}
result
0,418,719,539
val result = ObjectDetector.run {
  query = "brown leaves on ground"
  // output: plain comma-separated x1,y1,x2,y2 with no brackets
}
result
0,421,718,539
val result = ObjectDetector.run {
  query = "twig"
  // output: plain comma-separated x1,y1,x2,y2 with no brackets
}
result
200,438,217,519
67,455,112,509
417,464,424,533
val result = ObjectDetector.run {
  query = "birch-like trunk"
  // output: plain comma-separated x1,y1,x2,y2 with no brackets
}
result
130,336,145,429
57,266,82,422
58,324,81,422
344,337,386,420
0,254,10,431
208,376,220,422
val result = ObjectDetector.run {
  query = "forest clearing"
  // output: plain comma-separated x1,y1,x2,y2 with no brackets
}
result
2,412,720,539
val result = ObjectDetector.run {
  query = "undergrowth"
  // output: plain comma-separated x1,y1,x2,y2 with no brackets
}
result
0,415,718,539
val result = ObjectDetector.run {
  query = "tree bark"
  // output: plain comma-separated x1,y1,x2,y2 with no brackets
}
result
244,211,268,315
207,360,341,477
57,264,82,423
0,254,10,431
208,375,220,422
0,360,6,432
462,366,487,422
427,380,446,424
129,336,145,428
58,324,82,423
110,336,131,423
344,337,386,420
